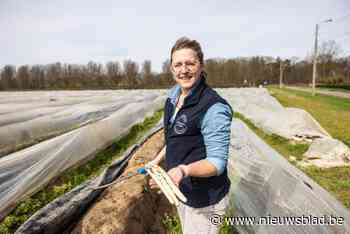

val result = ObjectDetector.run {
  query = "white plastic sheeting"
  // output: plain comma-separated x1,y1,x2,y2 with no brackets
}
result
217,88,350,167
228,119,350,234
0,90,165,157
304,138,350,168
216,88,330,140
0,92,166,220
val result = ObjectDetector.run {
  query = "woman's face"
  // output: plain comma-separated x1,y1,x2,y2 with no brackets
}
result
171,48,203,92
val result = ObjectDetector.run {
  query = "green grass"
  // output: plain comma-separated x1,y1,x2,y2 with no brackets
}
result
321,87,350,93
269,87,350,147
219,214,240,234
162,213,182,234
317,84,350,92
162,212,239,234
237,87,350,209
303,166,350,208
0,110,163,234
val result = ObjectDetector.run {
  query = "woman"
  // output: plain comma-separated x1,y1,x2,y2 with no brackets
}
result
150,37,233,234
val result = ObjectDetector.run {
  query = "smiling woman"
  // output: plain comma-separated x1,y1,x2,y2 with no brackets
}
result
148,37,234,234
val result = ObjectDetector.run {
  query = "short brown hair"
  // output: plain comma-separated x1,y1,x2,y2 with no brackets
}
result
170,37,204,65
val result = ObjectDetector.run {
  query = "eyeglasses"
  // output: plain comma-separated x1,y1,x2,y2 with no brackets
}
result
172,60,199,73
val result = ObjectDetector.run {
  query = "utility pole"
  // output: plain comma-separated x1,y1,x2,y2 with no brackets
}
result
312,24,319,96
279,60,287,89
279,60,283,88
312,18,332,96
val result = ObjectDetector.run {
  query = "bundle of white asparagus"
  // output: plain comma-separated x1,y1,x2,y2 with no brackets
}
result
93,164,187,206
145,164,187,206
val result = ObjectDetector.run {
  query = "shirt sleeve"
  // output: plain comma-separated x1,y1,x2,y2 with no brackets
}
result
200,102,233,176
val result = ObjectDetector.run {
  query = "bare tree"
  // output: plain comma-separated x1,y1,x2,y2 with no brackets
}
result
17,65,31,89
30,65,45,89
46,63,62,89
141,60,154,88
106,61,121,87
1,65,17,89
319,40,341,63
123,60,139,88
318,40,342,83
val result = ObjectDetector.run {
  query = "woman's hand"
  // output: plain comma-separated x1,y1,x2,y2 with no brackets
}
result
168,165,189,187
149,164,189,189
148,168,181,189
149,177,158,189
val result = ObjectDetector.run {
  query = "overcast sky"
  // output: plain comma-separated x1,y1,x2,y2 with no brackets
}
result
1,0,349,72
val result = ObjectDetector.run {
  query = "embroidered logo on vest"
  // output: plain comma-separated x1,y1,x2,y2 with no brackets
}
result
174,114,188,135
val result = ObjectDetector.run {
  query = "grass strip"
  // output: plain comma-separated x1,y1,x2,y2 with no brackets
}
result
0,109,163,234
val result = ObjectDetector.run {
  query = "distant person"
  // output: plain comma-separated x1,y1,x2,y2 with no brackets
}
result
149,37,233,234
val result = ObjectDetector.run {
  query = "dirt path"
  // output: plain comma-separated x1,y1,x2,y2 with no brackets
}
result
72,130,175,234
285,86,350,99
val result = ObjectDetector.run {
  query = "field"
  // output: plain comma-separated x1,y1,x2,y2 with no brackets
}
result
1,88,349,233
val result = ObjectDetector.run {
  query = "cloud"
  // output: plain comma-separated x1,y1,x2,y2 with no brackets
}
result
1,0,349,72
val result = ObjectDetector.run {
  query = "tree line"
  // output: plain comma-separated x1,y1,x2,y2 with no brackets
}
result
1,41,349,90
0,60,174,90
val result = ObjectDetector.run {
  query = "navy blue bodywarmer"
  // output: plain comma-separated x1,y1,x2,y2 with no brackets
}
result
163,77,231,208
